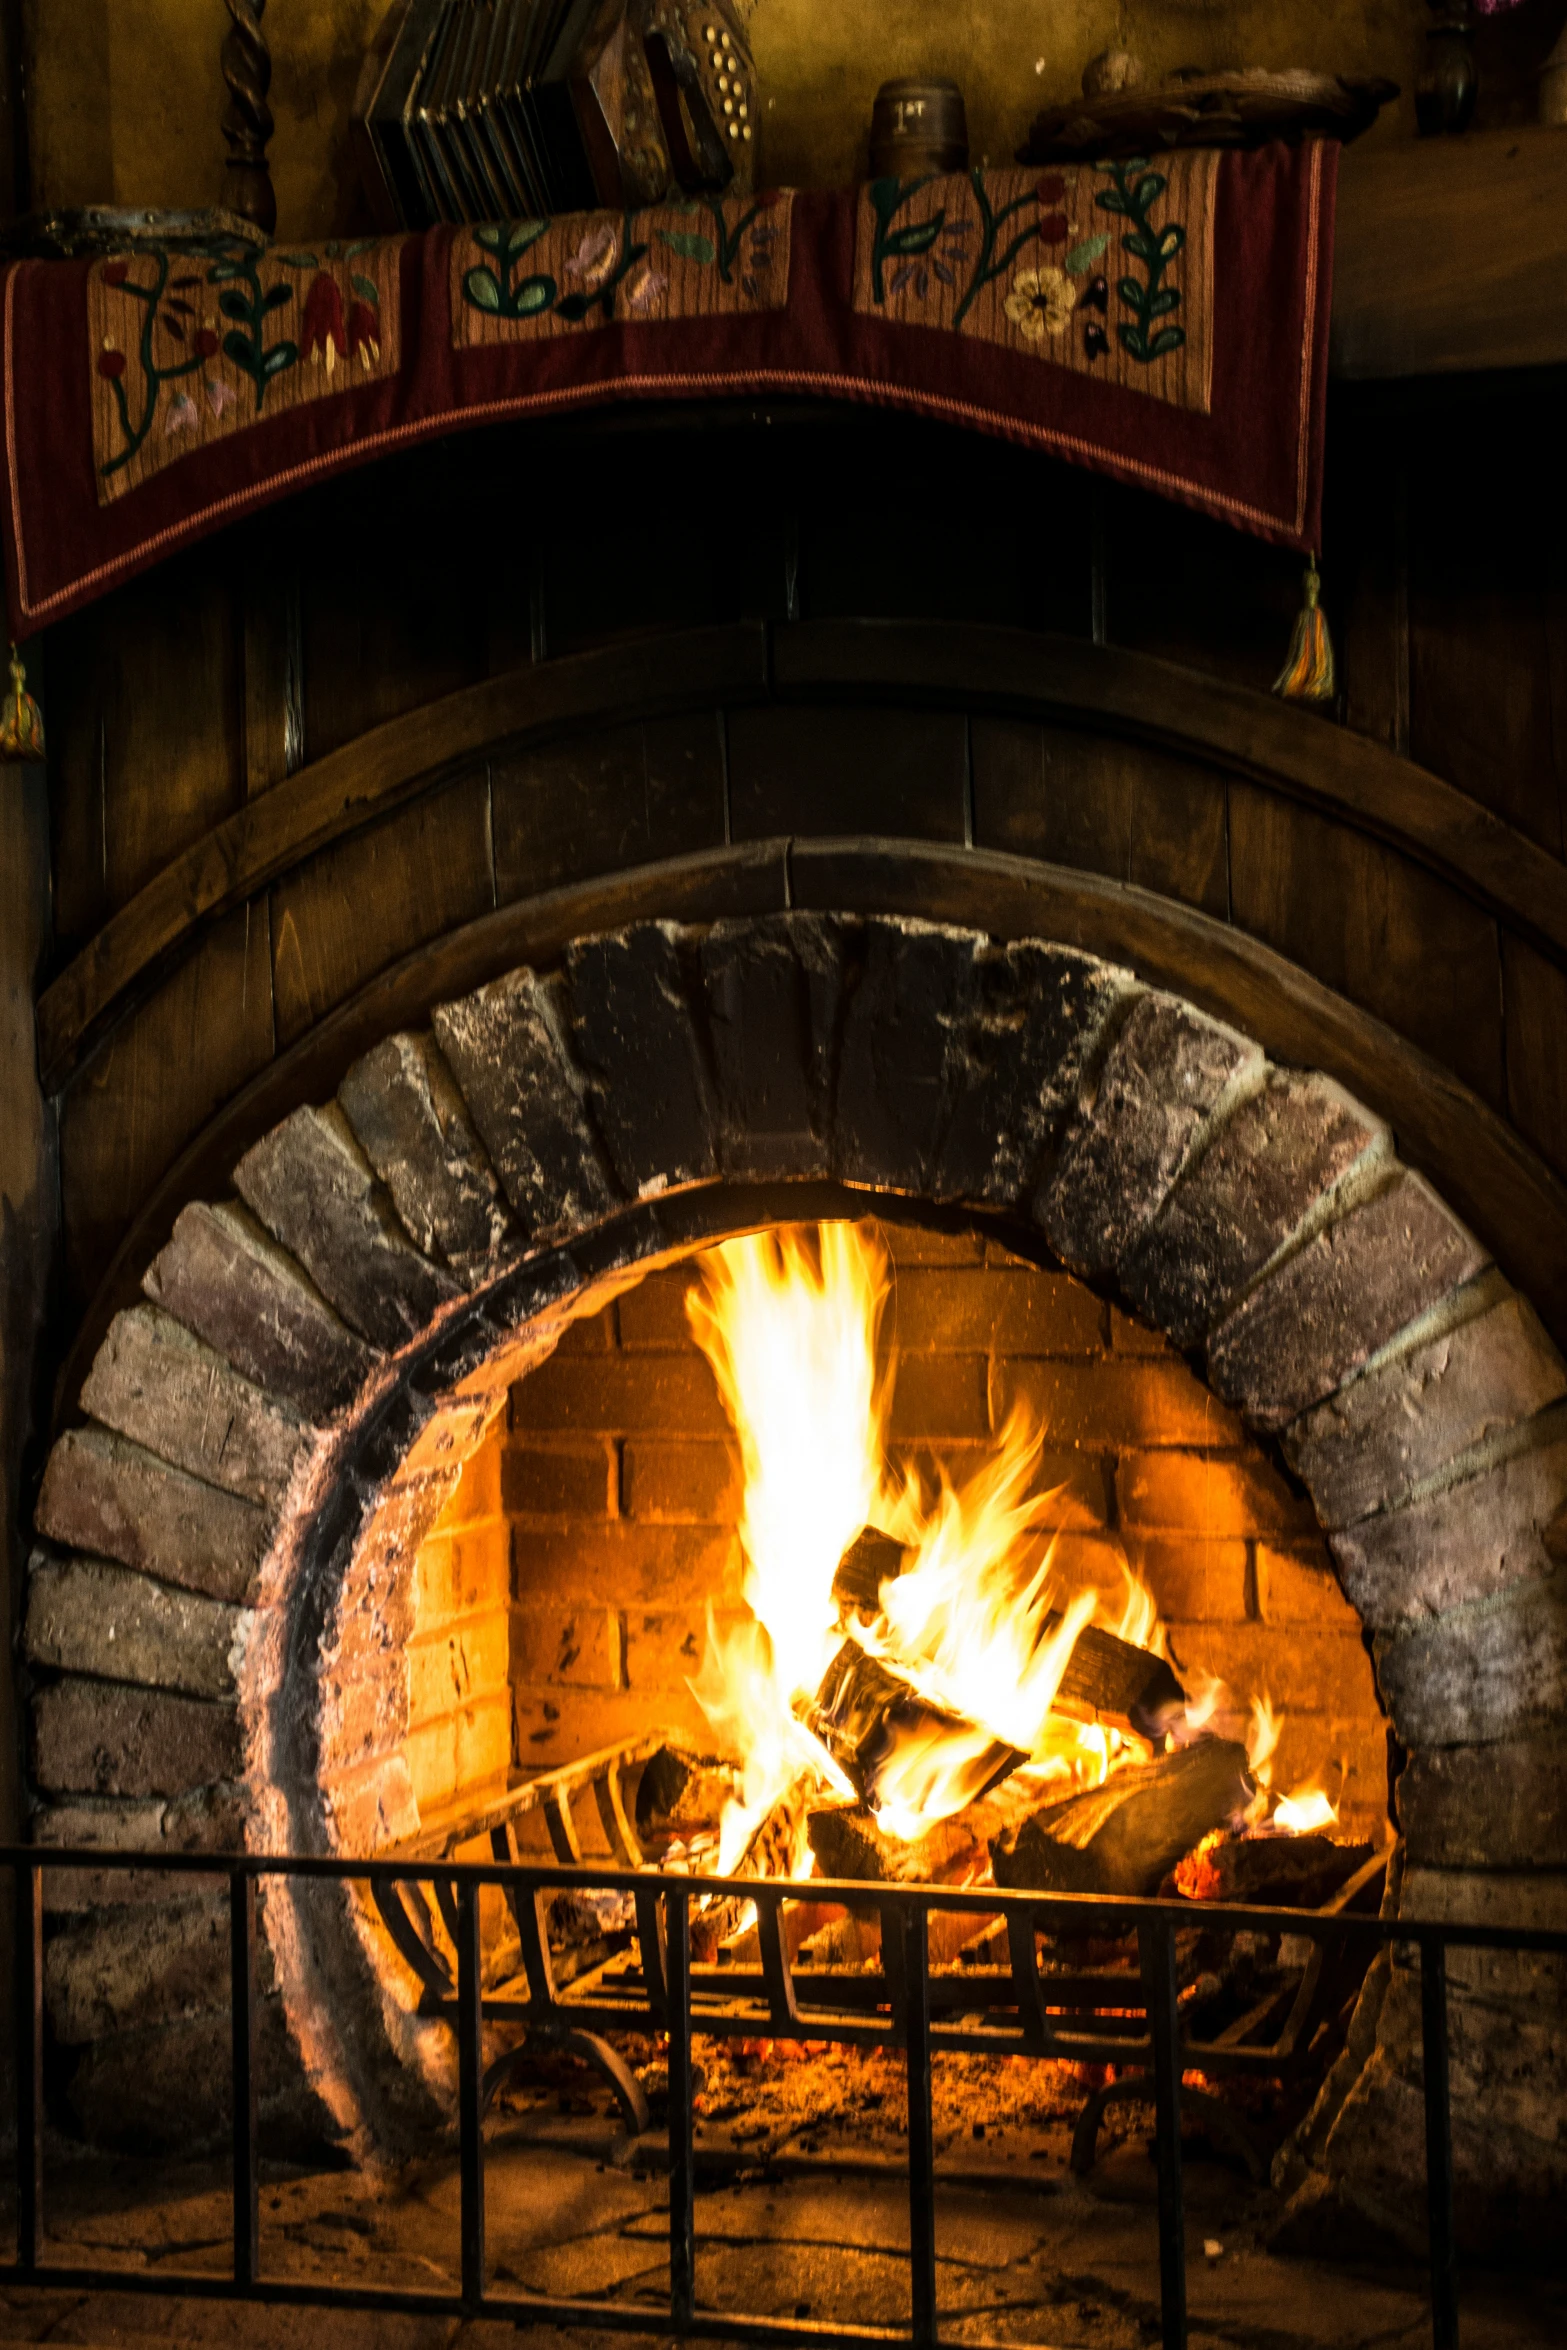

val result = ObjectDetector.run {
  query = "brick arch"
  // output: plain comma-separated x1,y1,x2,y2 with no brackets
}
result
27,914,1567,2228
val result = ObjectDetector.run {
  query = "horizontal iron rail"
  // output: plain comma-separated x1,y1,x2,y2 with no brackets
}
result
4,1844,1558,1951
5,1845,1563,2350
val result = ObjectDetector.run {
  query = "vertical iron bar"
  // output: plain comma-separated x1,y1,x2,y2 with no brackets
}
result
666,1885,696,2332
1142,1917,1187,2350
1421,1936,1458,2350
456,1880,485,2311
902,1904,937,2350
14,1859,41,2270
230,1871,259,2288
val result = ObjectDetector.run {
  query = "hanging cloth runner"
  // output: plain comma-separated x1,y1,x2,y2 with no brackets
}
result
0,141,1334,637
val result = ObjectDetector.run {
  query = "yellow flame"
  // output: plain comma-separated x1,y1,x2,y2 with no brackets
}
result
1246,1694,1282,1788
680,1220,1339,1874
1274,1786,1339,1835
685,1224,891,1706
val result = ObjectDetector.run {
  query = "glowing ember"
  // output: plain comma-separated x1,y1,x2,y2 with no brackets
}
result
682,1221,1340,1879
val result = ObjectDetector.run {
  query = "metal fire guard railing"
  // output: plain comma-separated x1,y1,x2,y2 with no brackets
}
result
1,1846,1561,2350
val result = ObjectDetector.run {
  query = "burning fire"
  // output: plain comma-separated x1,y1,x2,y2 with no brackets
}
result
683,1222,1337,1878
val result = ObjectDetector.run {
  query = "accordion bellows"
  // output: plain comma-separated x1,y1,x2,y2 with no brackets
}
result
355,0,758,227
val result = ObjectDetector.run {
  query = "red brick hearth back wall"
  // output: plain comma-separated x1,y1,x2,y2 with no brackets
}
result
399,1224,1387,1842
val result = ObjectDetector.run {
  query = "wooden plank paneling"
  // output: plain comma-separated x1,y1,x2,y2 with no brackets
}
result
1503,933,1567,1186
491,714,727,904
270,774,495,1050
1228,782,1504,1111
1100,485,1303,696
1333,126,1567,380
971,718,1227,917
727,704,967,842
1407,402,1567,858
36,625,770,1090
300,452,490,764
58,903,274,1309
46,544,244,954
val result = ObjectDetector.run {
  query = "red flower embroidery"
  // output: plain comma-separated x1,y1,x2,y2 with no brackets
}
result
102,260,130,287
194,327,220,358
1037,210,1069,245
1035,174,1067,207
346,298,380,370
301,273,346,374
97,348,125,379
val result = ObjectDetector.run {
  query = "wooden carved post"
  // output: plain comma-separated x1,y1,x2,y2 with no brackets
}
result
222,0,277,236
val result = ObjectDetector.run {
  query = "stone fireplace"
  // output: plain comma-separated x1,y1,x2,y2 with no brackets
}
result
22,908,1567,2256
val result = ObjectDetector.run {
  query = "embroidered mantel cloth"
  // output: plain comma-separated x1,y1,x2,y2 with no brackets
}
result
1,143,1334,636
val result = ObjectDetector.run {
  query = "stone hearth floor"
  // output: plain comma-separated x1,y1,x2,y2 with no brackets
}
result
0,2111,1560,2350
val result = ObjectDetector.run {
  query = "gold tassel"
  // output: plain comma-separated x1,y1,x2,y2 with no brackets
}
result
1273,554,1336,704
0,644,43,761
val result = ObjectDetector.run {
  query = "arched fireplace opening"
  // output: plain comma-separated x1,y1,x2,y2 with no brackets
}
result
26,912,1567,2256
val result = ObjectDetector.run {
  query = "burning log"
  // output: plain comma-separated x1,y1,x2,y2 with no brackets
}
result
633,1745,734,1851
1187,1830,1377,1910
1050,1618,1187,1739
801,1638,1028,1811
832,1524,912,1619
806,1802,990,1887
990,1738,1254,1897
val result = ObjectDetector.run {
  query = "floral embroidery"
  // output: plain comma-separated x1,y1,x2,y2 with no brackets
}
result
851,160,1216,413
300,273,347,372
451,193,792,347
1005,265,1075,342
164,392,198,436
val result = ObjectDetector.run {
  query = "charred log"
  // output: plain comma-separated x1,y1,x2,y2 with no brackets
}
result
1050,1618,1187,1738
806,1802,990,1886
1195,1831,1378,1910
990,1738,1254,1896
802,1637,1027,1809
832,1524,912,1619
633,1745,733,1852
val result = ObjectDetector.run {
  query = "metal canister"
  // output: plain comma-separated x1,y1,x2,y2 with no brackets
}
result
868,79,968,179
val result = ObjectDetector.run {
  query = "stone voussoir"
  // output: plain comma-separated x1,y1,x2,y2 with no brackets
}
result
24,1552,246,1701
832,919,984,1194
1374,1571,1567,1748
1036,990,1263,1282
433,964,622,1238
32,1678,243,1800
934,938,1131,1208
1120,1069,1386,1349
338,1030,512,1276
80,1302,309,1507
1330,1413,1567,1630
1397,1729,1567,1871
35,1425,271,1605
566,924,717,1195
1206,1169,1490,1433
1286,1289,1567,1530
235,1103,457,1354
699,912,850,1178
144,1198,374,1420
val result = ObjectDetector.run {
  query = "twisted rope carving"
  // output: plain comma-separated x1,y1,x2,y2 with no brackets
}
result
222,0,276,236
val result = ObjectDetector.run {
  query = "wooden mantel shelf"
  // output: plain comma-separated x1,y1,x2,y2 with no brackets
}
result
1332,122,1567,380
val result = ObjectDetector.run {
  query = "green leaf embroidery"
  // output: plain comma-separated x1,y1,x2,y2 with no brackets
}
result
273,251,318,271
511,276,554,316
261,340,299,378
218,288,252,323
262,283,294,311
350,272,379,305
1064,233,1108,275
657,228,717,264
463,265,503,314
1097,157,1186,367
883,217,945,263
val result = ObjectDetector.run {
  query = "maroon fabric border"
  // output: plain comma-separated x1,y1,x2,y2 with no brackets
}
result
1,144,1335,640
